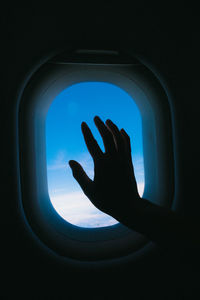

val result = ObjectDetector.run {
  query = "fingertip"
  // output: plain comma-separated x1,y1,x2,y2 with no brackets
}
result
81,122,89,134
105,119,112,126
121,128,129,137
94,115,100,123
68,160,73,168
81,121,87,128
120,128,126,135
68,160,77,168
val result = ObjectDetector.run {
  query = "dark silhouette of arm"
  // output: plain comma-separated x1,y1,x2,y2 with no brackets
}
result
69,116,200,252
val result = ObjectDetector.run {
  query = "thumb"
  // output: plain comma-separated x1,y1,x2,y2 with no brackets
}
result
68,160,93,196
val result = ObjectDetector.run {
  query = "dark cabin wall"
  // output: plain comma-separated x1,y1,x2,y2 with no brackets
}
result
2,3,200,299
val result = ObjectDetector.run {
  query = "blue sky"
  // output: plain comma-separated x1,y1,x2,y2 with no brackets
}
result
46,82,145,228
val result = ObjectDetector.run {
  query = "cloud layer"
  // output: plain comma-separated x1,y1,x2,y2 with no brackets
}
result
48,151,145,228
50,191,118,227
50,182,144,228
47,150,69,171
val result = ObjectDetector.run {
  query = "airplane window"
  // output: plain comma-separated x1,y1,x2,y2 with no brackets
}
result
46,81,145,228
18,50,174,261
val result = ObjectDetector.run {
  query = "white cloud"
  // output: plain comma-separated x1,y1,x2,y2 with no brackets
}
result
50,190,118,228
47,150,69,171
132,155,145,189
50,181,144,228
51,191,93,211
77,152,94,178
49,188,67,195
132,155,144,175
73,213,118,228
137,182,144,197
48,151,145,228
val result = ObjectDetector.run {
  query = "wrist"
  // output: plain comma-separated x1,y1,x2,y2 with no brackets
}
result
119,197,154,232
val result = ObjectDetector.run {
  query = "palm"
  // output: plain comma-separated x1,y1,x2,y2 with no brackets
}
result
69,116,140,223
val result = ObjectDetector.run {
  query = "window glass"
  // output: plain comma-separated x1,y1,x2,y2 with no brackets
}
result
46,82,144,228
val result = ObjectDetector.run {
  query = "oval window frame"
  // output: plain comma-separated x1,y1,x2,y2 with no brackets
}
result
17,49,174,262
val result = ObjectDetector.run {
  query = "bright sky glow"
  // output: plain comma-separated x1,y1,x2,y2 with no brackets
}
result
46,82,145,228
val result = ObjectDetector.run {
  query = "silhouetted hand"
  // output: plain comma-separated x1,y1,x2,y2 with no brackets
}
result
68,116,200,254
69,116,148,225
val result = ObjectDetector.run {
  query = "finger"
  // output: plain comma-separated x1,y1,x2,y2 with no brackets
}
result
69,160,94,197
120,129,134,172
81,122,103,160
120,128,132,158
94,116,116,154
105,119,125,154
